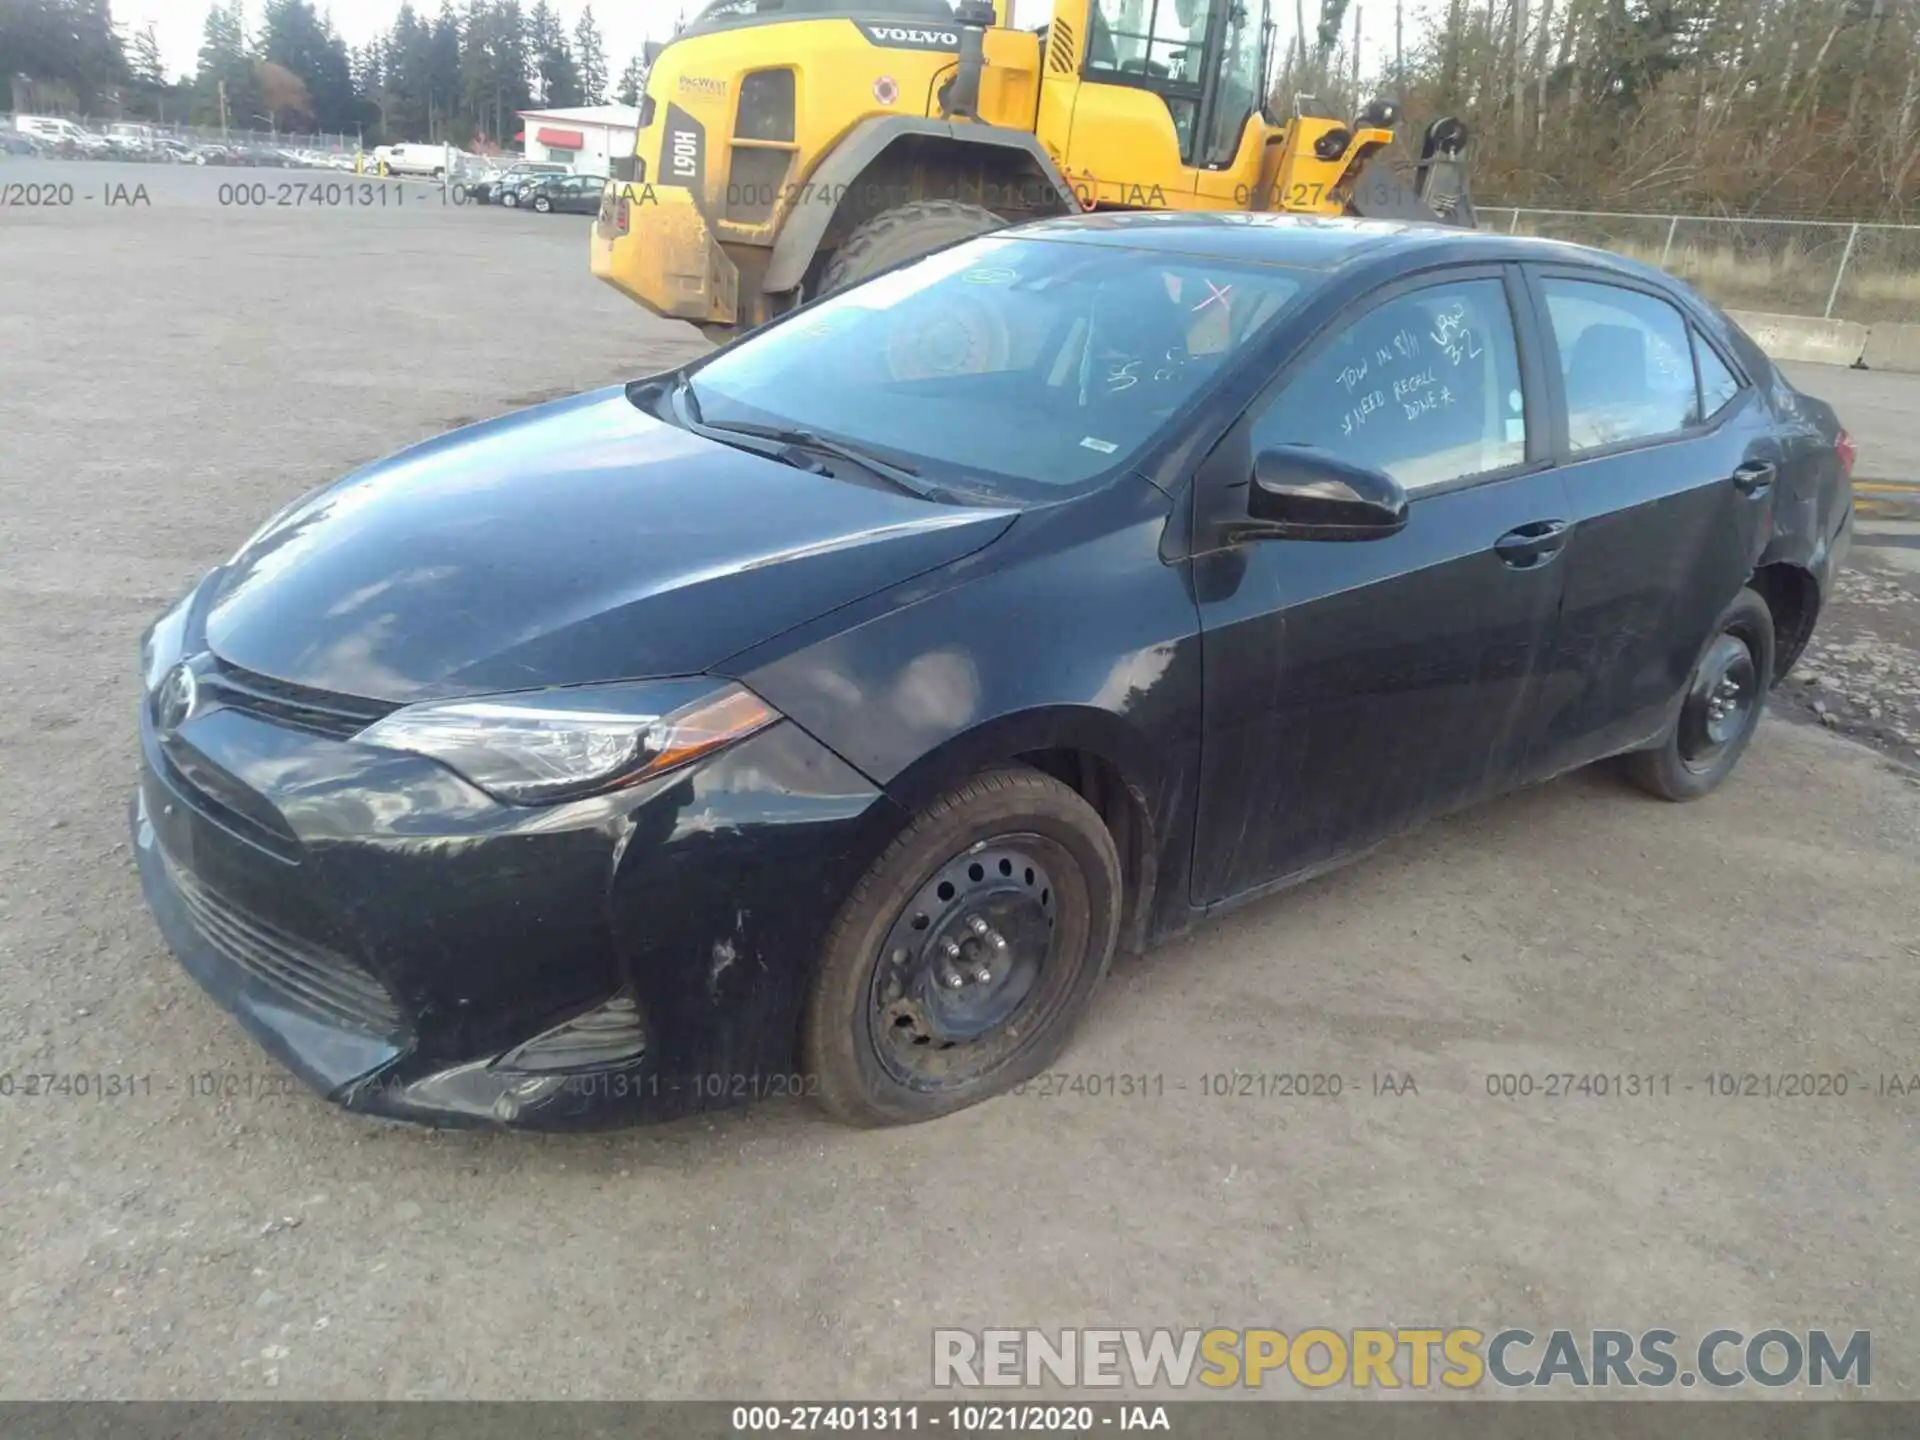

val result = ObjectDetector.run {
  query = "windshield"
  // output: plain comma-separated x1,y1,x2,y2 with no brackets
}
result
683,234,1309,496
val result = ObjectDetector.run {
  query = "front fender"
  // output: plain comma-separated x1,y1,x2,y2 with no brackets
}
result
722,479,1204,941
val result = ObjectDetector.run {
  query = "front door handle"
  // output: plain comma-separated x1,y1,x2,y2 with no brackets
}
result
1732,460,1778,495
1494,519,1569,569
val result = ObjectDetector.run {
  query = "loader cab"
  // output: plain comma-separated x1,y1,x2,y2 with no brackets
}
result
1075,0,1273,168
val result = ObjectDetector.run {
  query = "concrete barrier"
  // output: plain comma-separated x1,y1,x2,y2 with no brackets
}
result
1862,322,1920,375
1725,310,1871,368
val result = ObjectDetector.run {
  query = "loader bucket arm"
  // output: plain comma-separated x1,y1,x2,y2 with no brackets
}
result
1346,115,1476,228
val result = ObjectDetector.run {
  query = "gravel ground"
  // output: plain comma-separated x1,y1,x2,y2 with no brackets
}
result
3,165,1919,1401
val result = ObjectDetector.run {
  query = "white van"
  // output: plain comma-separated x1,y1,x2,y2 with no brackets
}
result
16,115,92,146
380,142,454,179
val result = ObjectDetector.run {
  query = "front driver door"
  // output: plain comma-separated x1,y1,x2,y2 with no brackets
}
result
1190,266,1571,905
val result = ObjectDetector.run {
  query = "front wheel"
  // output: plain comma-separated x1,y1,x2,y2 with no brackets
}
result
533,194,551,213
815,199,1007,298
802,767,1122,1127
1623,587,1777,801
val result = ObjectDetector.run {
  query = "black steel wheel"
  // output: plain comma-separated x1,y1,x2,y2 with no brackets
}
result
803,767,1122,1126
1624,587,1777,801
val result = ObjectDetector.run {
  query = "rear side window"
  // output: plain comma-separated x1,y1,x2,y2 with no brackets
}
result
1250,277,1528,493
1694,332,1742,420
1541,278,1698,452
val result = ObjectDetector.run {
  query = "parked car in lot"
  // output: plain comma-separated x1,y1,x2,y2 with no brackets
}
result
132,215,1855,1133
520,173,604,214
0,130,42,157
461,161,567,203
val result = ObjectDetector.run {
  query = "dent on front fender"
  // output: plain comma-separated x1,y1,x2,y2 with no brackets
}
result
605,719,906,1092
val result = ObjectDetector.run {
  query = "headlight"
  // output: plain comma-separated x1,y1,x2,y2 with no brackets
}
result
141,594,192,694
354,679,780,804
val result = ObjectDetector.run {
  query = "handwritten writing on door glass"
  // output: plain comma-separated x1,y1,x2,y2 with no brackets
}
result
1322,289,1505,445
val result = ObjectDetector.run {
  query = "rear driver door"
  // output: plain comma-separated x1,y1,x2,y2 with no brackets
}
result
1520,269,1777,775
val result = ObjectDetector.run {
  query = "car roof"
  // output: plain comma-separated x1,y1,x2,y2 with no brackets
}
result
1003,210,1670,287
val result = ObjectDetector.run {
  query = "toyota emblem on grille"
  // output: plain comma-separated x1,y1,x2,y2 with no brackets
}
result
157,661,199,733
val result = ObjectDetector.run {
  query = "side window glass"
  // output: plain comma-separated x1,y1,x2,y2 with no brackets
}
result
1695,330,1742,420
1542,278,1698,452
1249,277,1528,494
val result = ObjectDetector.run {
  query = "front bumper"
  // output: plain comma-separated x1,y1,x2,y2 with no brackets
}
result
132,662,898,1130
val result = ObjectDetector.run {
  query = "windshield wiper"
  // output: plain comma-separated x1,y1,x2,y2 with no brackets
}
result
674,377,950,501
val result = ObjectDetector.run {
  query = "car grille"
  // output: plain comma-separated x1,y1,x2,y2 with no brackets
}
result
199,659,396,740
154,741,303,863
161,848,408,1041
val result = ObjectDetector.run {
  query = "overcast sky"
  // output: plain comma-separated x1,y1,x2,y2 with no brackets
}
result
126,0,1427,95
126,0,685,86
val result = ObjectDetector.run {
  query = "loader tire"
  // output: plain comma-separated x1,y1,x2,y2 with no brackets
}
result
815,200,1007,296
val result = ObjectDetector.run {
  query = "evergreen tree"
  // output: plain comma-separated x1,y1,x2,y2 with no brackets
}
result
0,0,134,112
573,5,607,103
459,0,531,141
193,1,259,131
528,0,581,107
614,52,646,105
384,1,434,136
130,21,166,89
258,0,355,129
428,2,464,135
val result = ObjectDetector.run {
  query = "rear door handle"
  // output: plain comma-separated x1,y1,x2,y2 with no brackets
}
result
1494,519,1569,569
1732,460,1777,495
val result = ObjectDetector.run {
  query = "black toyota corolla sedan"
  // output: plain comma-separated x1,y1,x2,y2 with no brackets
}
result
133,214,1856,1130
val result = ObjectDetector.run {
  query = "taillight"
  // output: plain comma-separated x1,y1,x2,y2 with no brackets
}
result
1836,429,1857,480
616,196,631,232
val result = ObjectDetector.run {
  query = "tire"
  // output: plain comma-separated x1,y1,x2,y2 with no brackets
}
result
501,192,518,208
815,199,1007,297
802,766,1122,1127
1623,587,1776,802
533,194,551,213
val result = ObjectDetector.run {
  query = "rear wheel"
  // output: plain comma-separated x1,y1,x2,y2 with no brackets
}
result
1623,587,1776,801
802,767,1122,1127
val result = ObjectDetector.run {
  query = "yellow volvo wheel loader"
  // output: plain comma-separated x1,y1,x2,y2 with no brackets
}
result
590,0,1474,340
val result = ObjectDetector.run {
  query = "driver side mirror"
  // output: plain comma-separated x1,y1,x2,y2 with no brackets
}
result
1249,446,1408,540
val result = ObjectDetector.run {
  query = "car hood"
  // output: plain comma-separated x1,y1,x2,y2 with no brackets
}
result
203,385,1016,703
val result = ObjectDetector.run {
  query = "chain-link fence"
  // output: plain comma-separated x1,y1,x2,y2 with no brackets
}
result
1487,208,1920,327
2,110,364,156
